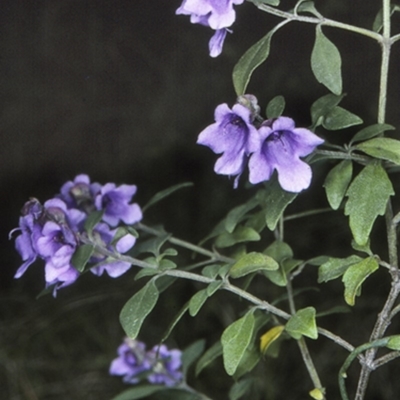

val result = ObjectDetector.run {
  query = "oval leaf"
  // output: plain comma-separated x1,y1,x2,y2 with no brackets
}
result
324,160,353,210
233,25,282,95
342,256,379,306
318,255,363,283
310,93,344,127
351,123,395,144
266,95,285,119
189,289,208,317
120,280,159,339
215,226,260,248
345,162,394,246
230,252,279,278
356,138,400,165
195,341,223,377
71,244,94,272
285,307,318,340
311,26,342,95
221,310,255,376
323,106,363,130
387,335,400,351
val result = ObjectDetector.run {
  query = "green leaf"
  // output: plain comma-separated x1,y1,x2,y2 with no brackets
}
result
189,289,208,317
71,244,94,272
322,106,363,130
202,264,221,279
345,162,394,246
285,307,318,340
350,123,395,144
215,226,260,248
232,25,282,95
207,280,223,296
221,310,255,376
233,342,261,379
356,138,400,165
297,1,320,17
252,0,280,6
318,255,363,283
342,256,379,306
229,252,279,278
161,302,189,342
229,378,254,400
266,95,285,119
257,180,297,231
225,197,260,233
311,26,342,95
310,93,344,128
324,160,353,210
84,210,104,233
142,182,193,212
120,280,159,339
195,341,223,377
182,339,206,375
316,305,350,318
262,241,294,286
110,385,165,400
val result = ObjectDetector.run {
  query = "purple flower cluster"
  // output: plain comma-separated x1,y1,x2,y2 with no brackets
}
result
176,0,244,57
197,97,324,192
110,338,183,387
11,174,142,296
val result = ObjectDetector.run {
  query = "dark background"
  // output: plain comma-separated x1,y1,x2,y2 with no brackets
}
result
1,1,400,399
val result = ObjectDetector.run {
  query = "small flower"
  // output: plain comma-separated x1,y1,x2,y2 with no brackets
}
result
197,103,259,188
248,117,324,192
110,339,151,384
95,183,142,227
147,344,183,387
90,223,136,278
176,0,244,57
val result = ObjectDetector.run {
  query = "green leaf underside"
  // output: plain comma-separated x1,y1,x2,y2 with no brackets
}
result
342,257,379,306
221,310,255,376
195,341,223,377
142,182,193,212
351,123,395,144
266,95,285,119
189,289,208,317
215,226,260,248
257,179,297,230
120,280,159,339
324,160,353,210
71,244,95,272
229,252,279,278
318,255,363,283
345,162,394,246
285,307,318,340
356,138,400,165
323,106,363,130
110,385,165,400
232,24,282,95
311,26,342,95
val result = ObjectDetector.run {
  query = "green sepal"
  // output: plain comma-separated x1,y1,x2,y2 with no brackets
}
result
345,162,394,246
324,160,353,210
229,252,279,278
311,26,342,95
221,309,256,376
356,138,400,165
71,244,95,272
285,307,318,340
342,256,379,306
119,279,159,339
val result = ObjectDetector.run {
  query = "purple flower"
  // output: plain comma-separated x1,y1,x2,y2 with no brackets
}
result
147,344,183,387
59,174,101,212
176,0,244,57
110,339,151,384
248,117,324,192
90,223,136,278
95,183,142,227
197,103,259,188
